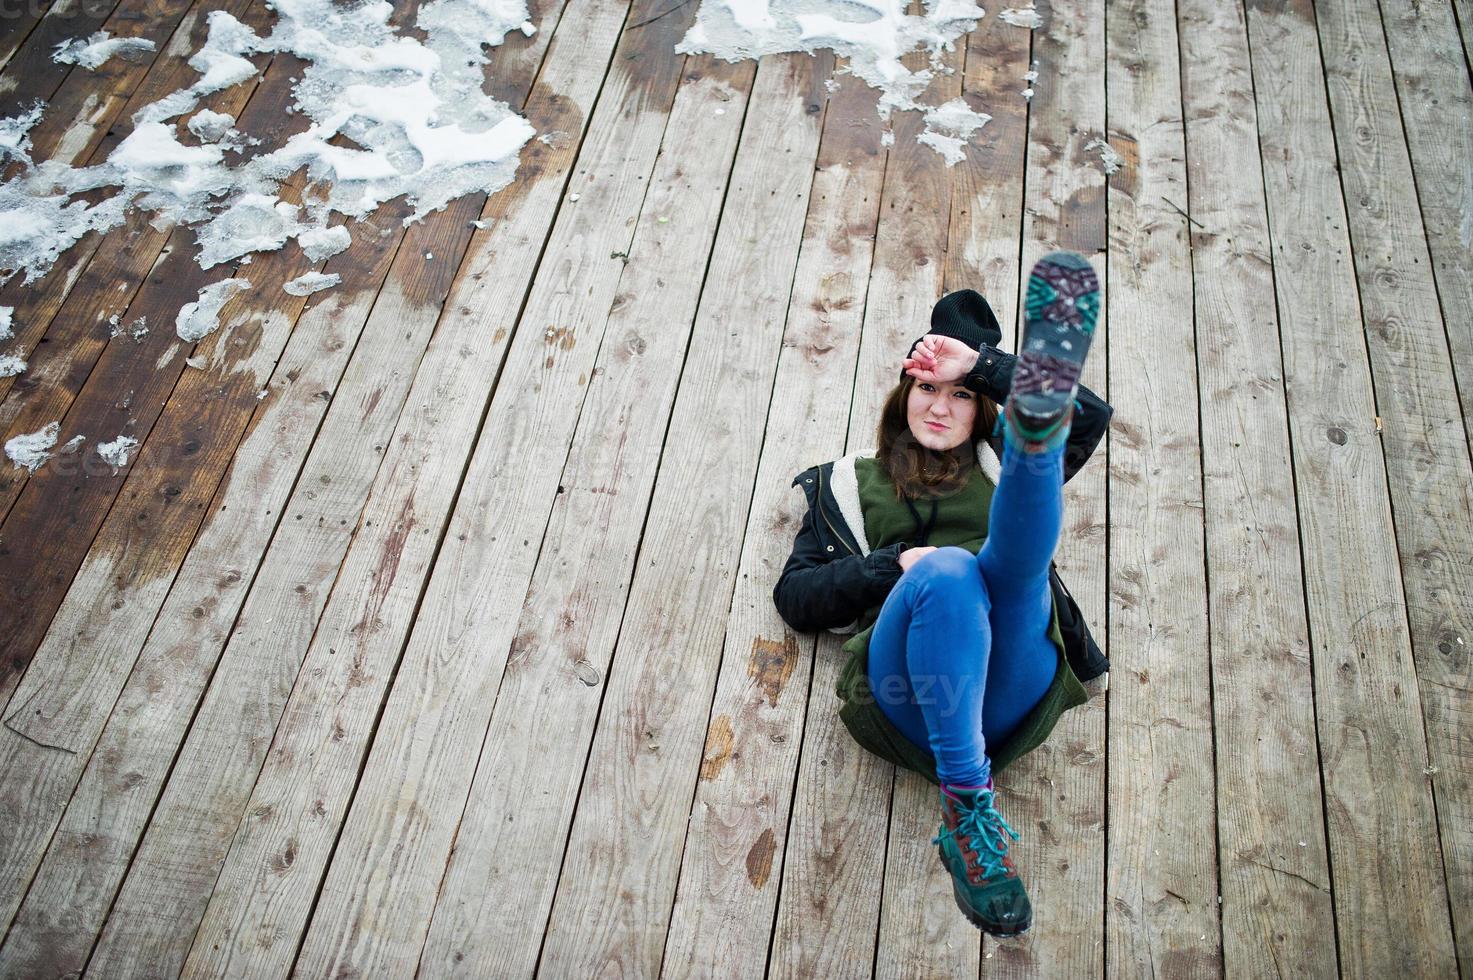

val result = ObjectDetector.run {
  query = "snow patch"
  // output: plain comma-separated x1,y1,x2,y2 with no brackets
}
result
283,270,341,296
98,434,140,471
1,0,537,284
680,0,985,145
297,223,351,262
5,421,60,473
0,104,44,165
1084,137,1123,175
53,31,158,71
998,5,1041,28
919,97,990,165
187,108,236,143
0,352,25,377
0,305,12,341
177,278,251,342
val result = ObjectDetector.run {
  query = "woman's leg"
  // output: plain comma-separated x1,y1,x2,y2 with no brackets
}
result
866,547,994,787
864,433,1068,785
974,431,1068,740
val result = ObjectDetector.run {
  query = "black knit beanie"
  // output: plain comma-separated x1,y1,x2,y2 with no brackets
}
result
899,289,1003,380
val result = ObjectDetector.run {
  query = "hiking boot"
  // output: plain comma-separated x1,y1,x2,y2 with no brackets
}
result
933,785,1032,936
1008,251,1101,445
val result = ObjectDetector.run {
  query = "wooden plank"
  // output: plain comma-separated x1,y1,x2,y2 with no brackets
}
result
533,55,825,978
76,13,583,980
942,9,1031,303
0,37,329,944
1176,0,1337,974
0,210,403,978
1371,4,1473,965
1312,0,1472,971
0,0,253,413
654,63,881,980
1243,0,1460,974
287,46,773,980
135,1,668,975
867,42,984,980
0,0,123,117
399,52,807,980
987,0,1110,973
1103,0,1220,975
0,26,294,715
0,0,58,74
1456,0,1473,91
1376,0,1473,451
406,52,818,980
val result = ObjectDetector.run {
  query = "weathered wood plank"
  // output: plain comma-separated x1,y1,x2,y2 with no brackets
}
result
0,0,124,117
941,10,1031,304
1104,0,1220,975
0,0,60,75
0,211,402,980
160,1,681,976
988,0,1110,973
1376,0,1473,452
1177,0,1338,974
77,12,580,980
422,52,811,980
1244,0,1460,974
407,53,815,980
1369,3,1473,965
206,45,748,980
1313,0,1472,971
656,64,880,980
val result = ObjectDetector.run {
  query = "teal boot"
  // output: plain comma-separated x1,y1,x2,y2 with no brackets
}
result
1007,250,1101,447
934,785,1032,936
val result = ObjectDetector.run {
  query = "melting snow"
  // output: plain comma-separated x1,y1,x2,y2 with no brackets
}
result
297,223,351,261
52,31,158,71
177,278,251,342
186,108,236,143
998,5,1042,28
283,270,341,296
0,352,25,377
0,305,12,341
680,0,986,149
5,421,60,473
1084,137,1123,175
98,434,140,471
0,104,44,165
920,97,991,166
1,0,537,286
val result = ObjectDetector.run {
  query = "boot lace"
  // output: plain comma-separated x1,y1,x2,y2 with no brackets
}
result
933,790,1020,880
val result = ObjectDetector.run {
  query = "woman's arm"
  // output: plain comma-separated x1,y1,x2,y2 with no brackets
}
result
962,347,1112,482
772,503,909,633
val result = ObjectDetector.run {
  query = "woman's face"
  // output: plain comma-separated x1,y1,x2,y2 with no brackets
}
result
906,379,977,452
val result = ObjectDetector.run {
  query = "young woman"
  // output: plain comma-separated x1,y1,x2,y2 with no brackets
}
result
772,252,1110,936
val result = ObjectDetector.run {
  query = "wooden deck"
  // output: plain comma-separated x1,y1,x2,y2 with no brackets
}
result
0,0,1470,975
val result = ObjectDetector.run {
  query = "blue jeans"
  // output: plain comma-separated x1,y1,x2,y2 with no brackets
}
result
866,436,1064,786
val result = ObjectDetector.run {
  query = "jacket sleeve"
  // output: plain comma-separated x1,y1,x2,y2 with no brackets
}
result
772,500,909,634
962,347,1112,483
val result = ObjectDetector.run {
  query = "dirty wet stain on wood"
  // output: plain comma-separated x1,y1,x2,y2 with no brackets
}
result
0,0,1470,976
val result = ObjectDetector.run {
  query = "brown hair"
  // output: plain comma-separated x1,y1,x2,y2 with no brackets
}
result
875,374,999,500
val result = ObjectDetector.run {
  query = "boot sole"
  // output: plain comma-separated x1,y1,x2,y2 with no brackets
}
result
1013,251,1100,437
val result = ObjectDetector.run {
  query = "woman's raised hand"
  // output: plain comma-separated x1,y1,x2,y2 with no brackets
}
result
902,334,978,384
898,546,938,573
